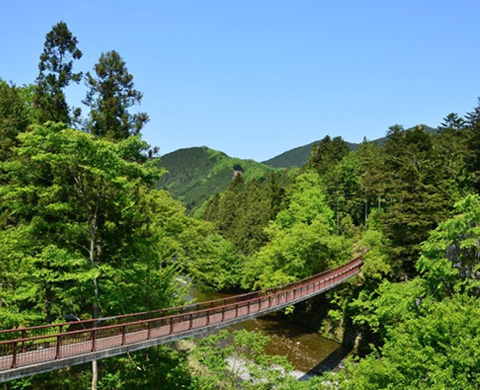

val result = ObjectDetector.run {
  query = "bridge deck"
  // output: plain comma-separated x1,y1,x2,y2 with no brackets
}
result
0,257,363,382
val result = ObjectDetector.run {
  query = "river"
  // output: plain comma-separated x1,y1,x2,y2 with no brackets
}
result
188,285,351,377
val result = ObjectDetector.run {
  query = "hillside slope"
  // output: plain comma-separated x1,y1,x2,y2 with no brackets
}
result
262,124,436,168
156,146,278,212
262,141,359,168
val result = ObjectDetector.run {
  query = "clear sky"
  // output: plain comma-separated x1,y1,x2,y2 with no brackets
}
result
1,0,480,161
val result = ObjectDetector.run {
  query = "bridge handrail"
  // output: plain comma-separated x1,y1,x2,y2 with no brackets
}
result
0,257,363,348
0,256,363,351
0,257,364,373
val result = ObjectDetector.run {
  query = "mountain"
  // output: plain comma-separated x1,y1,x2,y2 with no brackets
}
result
262,124,436,168
156,146,278,212
157,125,436,211
262,141,359,168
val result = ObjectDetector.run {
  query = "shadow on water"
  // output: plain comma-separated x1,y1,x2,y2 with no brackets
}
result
298,345,351,380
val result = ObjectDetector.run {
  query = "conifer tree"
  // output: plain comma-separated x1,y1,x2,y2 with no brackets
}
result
84,50,148,140
465,99,480,193
33,21,82,124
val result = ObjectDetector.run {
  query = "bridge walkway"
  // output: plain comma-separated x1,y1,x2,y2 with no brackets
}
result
0,257,363,382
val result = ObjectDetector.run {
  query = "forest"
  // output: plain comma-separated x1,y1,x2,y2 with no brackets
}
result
1,22,480,390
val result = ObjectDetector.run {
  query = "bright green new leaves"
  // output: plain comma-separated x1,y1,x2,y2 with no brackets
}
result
0,80,30,162
242,172,351,289
349,278,424,338
0,123,169,324
330,295,480,390
417,194,480,298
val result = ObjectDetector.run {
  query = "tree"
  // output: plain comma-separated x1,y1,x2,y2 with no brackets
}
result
356,140,387,224
329,295,480,390
439,112,466,133
242,172,351,290
380,125,453,274
84,50,148,140
464,99,480,193
0,123,184,390
33,21,82,124
0,80,30,162
417,194,480,298
305,136,351,176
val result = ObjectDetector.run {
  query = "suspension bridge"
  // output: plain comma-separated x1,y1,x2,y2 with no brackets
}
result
0,256,363,382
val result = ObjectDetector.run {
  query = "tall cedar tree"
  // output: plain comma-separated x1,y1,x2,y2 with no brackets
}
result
33,21,82,124
465,99,480,193
305,136,353,231
84,50,149,140
305,135,351,175
381,125,454,275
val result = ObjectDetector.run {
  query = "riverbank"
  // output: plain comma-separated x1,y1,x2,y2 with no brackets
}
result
188,285,352,376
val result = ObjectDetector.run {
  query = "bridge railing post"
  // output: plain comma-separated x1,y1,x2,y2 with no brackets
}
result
147,321,151,340
55,325,63,359
21,329,26,353
121,325,126,345
91,329,96,352
11,341,17,369
56,334,62,359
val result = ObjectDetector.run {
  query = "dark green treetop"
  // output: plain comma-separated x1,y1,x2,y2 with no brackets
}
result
305,135,351,175
84,50,149,140
439,112,466,133
33,21,82,124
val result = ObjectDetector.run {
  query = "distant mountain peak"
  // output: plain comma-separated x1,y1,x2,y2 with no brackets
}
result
156,146,277,212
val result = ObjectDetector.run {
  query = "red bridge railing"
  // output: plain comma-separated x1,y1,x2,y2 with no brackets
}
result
0,256,363,372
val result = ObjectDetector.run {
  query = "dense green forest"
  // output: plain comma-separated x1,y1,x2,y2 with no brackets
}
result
260,125,436,168
1,22,480,389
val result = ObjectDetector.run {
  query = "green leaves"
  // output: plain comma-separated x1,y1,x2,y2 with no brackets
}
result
242,172,352,290
0,123,178,326
417,194,480,298
335,295,480,390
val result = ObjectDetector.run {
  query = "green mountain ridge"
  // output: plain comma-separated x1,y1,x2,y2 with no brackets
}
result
157,125,436,210
262,124,436,168
156,146,278,212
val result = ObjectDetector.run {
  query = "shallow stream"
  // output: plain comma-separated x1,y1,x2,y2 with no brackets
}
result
188,286,351,376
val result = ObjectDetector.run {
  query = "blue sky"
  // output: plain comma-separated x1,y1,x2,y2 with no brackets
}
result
2,1,480,161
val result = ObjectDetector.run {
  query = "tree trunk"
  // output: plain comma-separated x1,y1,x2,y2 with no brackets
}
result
364,191,368,226
90,213,99,390
336,197,340,233
92,360,98,390
45,285,52,324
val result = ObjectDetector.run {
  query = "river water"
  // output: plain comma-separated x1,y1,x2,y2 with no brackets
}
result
188,286,351,376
